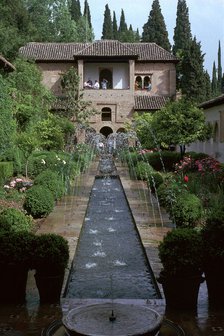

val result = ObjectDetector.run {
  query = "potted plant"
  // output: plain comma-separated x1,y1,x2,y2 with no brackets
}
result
158,228,204,310
202,202,224,307
33,233,69,303
0,231,35,303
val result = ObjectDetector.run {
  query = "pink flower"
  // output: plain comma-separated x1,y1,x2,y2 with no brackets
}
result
184,175,189,183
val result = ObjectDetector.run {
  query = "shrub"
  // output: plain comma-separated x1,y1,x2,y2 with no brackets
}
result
157,174,186,208
0,231,35,266
0,162,13,185
170,192,203,228
158,228,203,277
0,208,33,233
144,151,182,171
34,169,65,200
23,185,54,218
135,161,154,181
147,172,164,191
202,193,224,272
32,233,69,275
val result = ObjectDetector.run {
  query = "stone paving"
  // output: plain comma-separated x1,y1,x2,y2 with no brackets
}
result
0,159,224,335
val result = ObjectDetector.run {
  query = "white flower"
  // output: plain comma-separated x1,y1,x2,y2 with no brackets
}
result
41,159,46,164
62,160,66,165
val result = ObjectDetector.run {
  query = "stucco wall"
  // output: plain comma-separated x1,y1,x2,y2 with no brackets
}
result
187,103,224,162
135,62,176,96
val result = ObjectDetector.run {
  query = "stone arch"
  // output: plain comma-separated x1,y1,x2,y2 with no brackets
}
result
117,128,126,133
99,69,112,89
100,126,113,138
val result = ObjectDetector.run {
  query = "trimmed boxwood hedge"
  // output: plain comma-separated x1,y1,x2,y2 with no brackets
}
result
34,169,65,200
0,208,33,233
23,185,54,218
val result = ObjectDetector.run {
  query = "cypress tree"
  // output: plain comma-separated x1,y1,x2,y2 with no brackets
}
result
101,4,113,40
142,0,171,51
173,0,192,55
118,9,128,35
118,9,130,42
112,11,118,40
83,0,92,29
211,61,218,96
204,70,212,100
217,40,222,92
181,37,207,103
70,0,81,22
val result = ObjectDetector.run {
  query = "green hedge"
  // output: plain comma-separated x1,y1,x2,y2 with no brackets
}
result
34,169,65,200
170,192,203,228
23,185,54,218
0,162,13,185
0,208,33,233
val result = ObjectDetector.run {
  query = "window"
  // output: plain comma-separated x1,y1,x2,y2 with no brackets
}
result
135,75,152,91
101,107,112,121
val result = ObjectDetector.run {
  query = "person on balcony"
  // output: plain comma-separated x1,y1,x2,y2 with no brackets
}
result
84,79,93,89
93,80,100,89
101,78,108,89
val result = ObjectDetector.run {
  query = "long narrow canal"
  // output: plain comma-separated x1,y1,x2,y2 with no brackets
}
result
64,175,161,300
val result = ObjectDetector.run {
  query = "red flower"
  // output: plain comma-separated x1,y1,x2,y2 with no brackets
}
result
184,175,189,183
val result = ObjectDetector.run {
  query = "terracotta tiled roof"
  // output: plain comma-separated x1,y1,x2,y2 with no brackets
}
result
199,94,224,109
125,43,177,62
19,40,178,62
135,95,169,110
75,40,138,57
19,42,86,61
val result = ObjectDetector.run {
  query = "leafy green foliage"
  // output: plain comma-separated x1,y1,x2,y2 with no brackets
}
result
152,99,210,155
60,67,97,126
135,161,154,181
170,192,203,228
0,208,33,233
34,114,65,151
0,75,16,157
23,185,54,218
0,162,14,186
147,172,164,191
158,228,203,277
34,169,65,200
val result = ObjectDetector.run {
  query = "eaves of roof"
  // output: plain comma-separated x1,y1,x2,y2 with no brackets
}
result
135,95,169,111
199,94,224,109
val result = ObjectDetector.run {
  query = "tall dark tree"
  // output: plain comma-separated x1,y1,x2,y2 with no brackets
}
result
25,0,54,42
112,11,118,40
181,37,207,103
70,0,81,22
142,0,171,51
173,0,192,55
204,70,212,100
217,40,222,92
101,4,113,40
0,0,31,59
118,9,129,42
211,61,218,96
83,0,92,29
118,9,128,34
